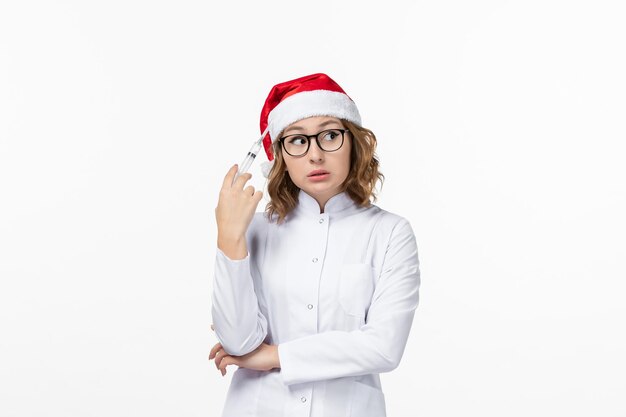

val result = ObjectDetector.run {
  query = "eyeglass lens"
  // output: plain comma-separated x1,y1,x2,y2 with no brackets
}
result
282,129,344,156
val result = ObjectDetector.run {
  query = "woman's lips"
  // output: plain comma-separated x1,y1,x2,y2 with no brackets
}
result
308,170,330,181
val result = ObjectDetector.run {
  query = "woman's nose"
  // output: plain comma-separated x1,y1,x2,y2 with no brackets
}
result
308,139,324,162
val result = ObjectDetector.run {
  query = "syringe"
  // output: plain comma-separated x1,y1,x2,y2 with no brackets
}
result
232,126,270,184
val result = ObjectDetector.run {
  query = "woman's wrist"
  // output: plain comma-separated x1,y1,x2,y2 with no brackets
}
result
273,344,281,369
217,235,247,260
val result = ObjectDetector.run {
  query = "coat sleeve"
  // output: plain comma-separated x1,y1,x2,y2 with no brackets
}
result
210,214,269,356
277,218,420,386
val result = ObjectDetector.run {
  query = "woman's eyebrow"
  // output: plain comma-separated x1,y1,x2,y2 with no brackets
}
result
284,120,342,134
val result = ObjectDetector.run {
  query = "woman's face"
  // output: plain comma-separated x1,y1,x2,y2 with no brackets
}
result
280,116,352,209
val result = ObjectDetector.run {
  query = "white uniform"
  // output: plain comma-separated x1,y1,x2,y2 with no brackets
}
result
211,190,420,417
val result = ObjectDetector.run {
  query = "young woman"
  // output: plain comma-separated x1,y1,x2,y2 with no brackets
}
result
209,73,420,417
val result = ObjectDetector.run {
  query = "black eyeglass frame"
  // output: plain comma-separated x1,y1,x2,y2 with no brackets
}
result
278,128,350,157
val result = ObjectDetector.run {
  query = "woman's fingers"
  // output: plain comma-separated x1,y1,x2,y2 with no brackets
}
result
232,172,253,190
208,342,230,376
218,355,237,374
221,164,239,189
220,166,252,191
214,348,231,370
208,342,222,360
244,185,256,196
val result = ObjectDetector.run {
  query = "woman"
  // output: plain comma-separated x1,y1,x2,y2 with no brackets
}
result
209,73,420,417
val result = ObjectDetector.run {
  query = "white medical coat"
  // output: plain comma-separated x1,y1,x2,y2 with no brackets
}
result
211,190,420,417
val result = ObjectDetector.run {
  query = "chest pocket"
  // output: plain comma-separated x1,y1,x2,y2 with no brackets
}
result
338,263,376,318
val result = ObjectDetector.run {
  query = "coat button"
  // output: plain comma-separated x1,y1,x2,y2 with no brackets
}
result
319,218,324,224
312,257,318,263
301,396,307,403
307,304,313,310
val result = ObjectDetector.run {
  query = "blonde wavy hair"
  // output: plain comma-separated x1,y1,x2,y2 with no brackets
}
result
265,119,384,223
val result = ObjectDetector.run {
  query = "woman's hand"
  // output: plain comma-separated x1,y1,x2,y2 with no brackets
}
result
215,164,264,260
208,341,280,376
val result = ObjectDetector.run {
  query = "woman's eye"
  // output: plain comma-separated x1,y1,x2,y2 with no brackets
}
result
322,131,339,141
288,136,307,146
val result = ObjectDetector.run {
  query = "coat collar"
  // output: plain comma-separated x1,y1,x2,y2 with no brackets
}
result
294,189,364,218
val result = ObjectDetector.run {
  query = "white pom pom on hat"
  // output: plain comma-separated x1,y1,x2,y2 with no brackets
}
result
259,73,362,177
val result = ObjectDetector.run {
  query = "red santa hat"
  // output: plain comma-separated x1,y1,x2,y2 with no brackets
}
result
259,73,362,177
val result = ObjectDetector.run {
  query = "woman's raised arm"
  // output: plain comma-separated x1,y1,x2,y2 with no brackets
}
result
211,165,268,356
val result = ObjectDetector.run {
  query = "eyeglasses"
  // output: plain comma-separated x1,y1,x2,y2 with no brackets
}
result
279,129,349,157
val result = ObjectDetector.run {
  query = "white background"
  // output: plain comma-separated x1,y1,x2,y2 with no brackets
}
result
1,1,625,416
